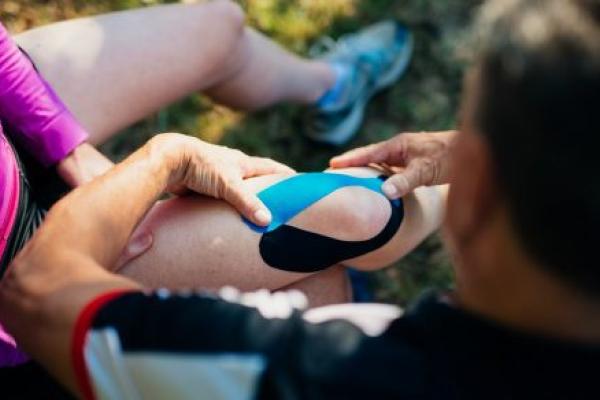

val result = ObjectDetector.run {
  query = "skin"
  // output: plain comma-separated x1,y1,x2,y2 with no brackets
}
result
15,1,334,145
56,151,447,306
11,1,333,301
445,70,600,343
28,0,331,226
11,1,448,304
15,0,334,279
0,133,441,396
119,167,446,294
5,47,600,400
330,130,457,199
4,2,600,398
330,68,600,343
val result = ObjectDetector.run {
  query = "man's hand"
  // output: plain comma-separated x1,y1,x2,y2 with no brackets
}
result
56,143,154,266
330,130,457,198
56,142,114,187
156,133,294,226
1,132,296,394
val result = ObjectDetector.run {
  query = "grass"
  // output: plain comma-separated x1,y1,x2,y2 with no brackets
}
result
2,0,483,306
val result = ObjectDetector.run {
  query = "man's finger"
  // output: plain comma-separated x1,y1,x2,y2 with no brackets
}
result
381,159,432,199
224,180,272,226
245,157,295,177
329,142,390,168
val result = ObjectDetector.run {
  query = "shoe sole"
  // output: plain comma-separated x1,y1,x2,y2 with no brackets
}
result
309,29,414,146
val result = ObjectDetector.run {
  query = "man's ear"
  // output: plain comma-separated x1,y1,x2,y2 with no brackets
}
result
446,130,499,250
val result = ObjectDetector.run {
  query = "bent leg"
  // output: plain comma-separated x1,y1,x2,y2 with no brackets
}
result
119,167,447,293
15,1,333,144
281,265,352,308
15,1,247,144
204,28,334,110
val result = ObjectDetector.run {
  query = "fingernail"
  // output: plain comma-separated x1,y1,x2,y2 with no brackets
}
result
383,183,398,198
254,209,271,226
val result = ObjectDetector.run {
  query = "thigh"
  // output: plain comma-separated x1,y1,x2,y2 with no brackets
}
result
118,171,388,290
280,265,352,308
119,191,312,291
14,1,245,144
118,168,427,291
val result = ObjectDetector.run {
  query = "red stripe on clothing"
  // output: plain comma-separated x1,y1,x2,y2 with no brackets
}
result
72,290,136,400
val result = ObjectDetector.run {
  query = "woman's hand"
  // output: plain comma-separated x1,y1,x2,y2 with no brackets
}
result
330,130,457,198
155,133,294,226
56,142,114,187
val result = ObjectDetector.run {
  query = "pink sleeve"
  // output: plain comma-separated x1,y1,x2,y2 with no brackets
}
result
0,22,88,166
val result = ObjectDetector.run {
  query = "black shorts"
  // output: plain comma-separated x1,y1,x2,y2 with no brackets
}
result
0,132,69,276
0,361,74,399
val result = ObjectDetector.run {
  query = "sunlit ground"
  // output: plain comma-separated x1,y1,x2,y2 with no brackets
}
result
2,0,483,305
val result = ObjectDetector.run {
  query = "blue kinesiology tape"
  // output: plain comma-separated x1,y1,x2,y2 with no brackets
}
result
243,172,404,273
245,172,400,233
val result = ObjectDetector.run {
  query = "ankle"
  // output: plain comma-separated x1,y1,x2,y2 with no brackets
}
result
302,61,337,104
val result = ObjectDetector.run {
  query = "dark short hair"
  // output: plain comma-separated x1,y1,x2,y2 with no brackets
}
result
472,0,600,296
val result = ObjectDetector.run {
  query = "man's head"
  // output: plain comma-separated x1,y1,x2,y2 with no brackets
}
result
447,0,600,304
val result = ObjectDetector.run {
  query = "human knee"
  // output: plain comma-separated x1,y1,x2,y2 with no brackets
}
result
315,186,393,242
247,173,404,274
191,0,246,76
203,0,245,37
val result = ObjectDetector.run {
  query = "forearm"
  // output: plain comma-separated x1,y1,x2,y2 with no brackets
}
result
48,136,173,267
0,135,176,392
0,133,290,395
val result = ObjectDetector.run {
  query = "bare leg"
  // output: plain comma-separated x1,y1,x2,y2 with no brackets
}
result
15,1,334,144
120,167,447,294
282,265,352,308
204,28,333,110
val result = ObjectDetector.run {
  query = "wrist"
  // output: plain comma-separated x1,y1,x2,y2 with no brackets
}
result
146,133,194,189
56,142,86,169
56,143,95,187
57,143,114,187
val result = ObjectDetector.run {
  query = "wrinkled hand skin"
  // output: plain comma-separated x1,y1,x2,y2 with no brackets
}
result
57,134,293,267
151,133,294,226
330,130,456,198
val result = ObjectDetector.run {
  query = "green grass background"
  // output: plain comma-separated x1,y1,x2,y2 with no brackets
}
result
2,0,483,306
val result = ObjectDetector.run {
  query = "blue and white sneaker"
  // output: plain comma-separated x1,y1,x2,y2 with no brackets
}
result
305,20,413,146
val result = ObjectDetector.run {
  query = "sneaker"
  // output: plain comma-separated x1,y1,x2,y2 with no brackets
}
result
305,20,413,146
